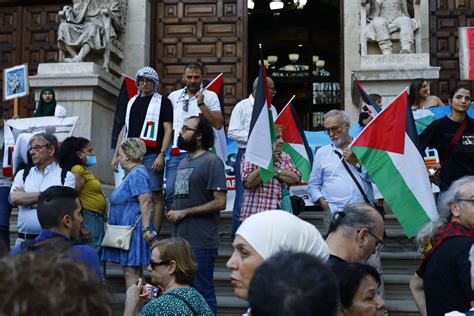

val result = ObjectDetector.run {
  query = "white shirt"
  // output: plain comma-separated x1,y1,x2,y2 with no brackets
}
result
228,95,278,148
168,88,221,147
307,144,374,213
10,162,75,234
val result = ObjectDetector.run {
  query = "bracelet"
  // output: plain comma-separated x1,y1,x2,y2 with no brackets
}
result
159,151,166,156
142,226,150,233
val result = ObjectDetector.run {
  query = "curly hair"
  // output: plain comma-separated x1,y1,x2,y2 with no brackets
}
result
57,136,90,171
0,251,111,316
120,138,146,163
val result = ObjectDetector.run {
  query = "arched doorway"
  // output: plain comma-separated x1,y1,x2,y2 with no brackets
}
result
247,0,342,130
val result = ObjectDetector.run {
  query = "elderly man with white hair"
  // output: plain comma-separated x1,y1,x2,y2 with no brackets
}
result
308,109,375,213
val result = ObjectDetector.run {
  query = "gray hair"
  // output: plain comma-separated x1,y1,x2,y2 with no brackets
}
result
327,203,380,237
30,133,59,156
119,138,146,163
324,110,350,124
252,76,274,92
415,176,474,248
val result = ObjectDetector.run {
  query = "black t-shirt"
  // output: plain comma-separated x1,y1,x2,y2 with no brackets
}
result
418,237,474,316
420,116,474,190
128,95,173,155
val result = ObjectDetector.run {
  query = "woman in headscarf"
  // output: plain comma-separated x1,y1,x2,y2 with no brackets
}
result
34,87,66,117
226,210,329,300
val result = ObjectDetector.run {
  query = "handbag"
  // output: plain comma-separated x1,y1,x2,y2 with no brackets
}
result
290,195,306,216
101,215,142,251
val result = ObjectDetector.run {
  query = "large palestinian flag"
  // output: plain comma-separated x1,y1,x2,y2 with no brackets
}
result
351,90,438,237
275,97,313,182
245,61,275,183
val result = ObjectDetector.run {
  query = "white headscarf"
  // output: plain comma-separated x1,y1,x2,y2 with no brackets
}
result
236,210,329,261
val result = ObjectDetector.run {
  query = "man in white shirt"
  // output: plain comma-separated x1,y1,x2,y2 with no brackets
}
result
308,110,374,213
10,133,75,246
227,77,278,237
166,63,224,209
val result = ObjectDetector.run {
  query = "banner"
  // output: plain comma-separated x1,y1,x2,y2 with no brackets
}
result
459,27,474,80
4,116,79,175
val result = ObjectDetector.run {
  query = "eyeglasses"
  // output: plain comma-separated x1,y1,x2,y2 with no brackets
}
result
149,259,171,269
324,123,344,135
357,228,385,251
28,144,49,152
457,198,474,206
181,125,197,132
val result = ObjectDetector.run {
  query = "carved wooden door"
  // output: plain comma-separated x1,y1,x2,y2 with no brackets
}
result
0,2,66,118
152,0,247,123
430,0,474,101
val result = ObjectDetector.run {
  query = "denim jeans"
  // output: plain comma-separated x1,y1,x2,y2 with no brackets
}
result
82,209,105,255
0,186,12,250
192,247,218,315
165,152,187,209
231,148,245,238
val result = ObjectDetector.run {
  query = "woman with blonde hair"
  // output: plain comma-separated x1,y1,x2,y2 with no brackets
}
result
102,138,155,288
125,237,212,315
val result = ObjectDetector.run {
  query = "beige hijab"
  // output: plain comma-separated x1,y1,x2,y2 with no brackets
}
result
236,210,329,261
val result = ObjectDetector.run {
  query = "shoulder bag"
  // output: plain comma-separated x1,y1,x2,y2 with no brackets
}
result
101,215,142,251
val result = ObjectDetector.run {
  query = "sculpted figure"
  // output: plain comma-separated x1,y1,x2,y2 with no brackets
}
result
58,0,123,63
365,0,416,55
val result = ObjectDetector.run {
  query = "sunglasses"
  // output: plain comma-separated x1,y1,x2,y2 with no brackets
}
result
149,259,171,269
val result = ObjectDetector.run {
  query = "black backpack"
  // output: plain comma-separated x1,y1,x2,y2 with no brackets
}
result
22,165,68,185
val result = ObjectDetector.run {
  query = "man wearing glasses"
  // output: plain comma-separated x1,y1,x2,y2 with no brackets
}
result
10,133,75,246
166,63,224,210
111,66,173,237
308,109,375,213
325,203,385,267
410,176,474,316
166,117,226,315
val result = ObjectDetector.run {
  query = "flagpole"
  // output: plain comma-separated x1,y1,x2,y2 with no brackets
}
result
276,95,296,120
204,73,223,90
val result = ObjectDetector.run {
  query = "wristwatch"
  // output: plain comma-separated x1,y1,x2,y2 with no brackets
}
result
142,226,150,233
277,169,282,176
198,102,204,107
159,151,166,156
355,162,362,169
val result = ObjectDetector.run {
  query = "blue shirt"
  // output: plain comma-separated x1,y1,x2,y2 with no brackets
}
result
11,229,102,279
308,144,374,212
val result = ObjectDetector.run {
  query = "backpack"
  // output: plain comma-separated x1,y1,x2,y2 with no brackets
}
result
22,165,68,185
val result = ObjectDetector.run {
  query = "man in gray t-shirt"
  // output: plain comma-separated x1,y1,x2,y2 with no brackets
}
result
167,116,226,314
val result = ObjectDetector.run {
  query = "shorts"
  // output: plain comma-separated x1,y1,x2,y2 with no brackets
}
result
142,153,164,192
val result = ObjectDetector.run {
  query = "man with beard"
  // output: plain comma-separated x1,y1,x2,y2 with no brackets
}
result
166,116,226,315
166,63,224,209
308,110,375,213
11,186,102,279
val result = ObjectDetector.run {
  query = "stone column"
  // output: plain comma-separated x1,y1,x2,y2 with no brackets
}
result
29,63,121,185
123,0,151,76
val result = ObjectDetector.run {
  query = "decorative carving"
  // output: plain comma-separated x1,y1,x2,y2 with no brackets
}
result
57,0,126,72
363,0,418,55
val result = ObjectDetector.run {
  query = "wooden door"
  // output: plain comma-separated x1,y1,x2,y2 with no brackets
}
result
430,0,474,101
0,2,67,118
151,0,247,123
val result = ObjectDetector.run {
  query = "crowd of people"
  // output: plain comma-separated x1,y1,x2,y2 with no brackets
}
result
0,65,472,316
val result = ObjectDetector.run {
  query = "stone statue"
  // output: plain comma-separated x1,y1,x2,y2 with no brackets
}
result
58,0,123,64
365,0,417,55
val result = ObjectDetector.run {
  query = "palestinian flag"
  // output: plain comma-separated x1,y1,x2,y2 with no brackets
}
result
111,76,138,149
275,96,313,182
351,89,438,238
204,73,227,163
353,74,382,115
245,60,275,183
2,120,14,177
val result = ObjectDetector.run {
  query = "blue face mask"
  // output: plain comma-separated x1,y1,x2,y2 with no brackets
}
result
86,155,97,168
